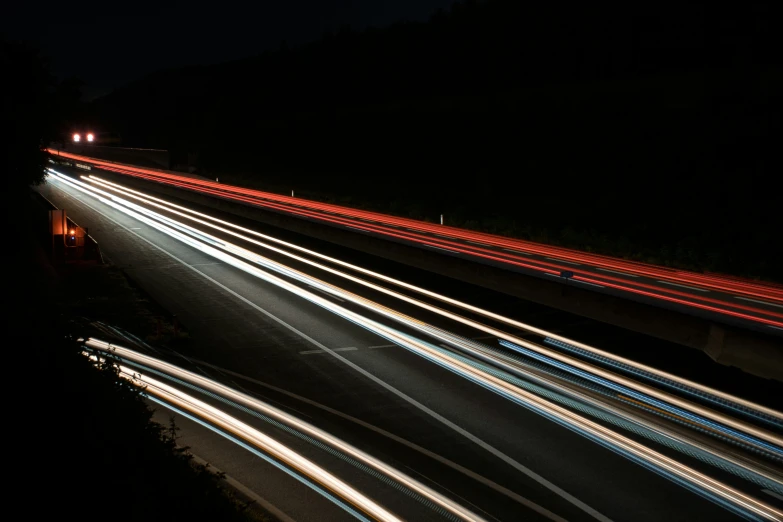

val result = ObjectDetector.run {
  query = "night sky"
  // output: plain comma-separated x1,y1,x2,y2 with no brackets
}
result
4,0,456,100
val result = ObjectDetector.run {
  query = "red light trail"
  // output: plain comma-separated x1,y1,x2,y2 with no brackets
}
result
47,149,783,329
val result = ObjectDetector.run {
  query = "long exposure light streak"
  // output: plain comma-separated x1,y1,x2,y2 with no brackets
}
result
45,150,783,315
85,339,491,522
49,170,783,453
114,364,403,522
81,174,783,426
48,170,783,519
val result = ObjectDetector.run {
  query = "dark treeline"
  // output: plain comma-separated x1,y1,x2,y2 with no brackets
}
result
1,37,84,203
3,37,264,521
88,1,782,279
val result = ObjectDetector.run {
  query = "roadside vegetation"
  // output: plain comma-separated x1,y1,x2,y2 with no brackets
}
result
4,36,273,521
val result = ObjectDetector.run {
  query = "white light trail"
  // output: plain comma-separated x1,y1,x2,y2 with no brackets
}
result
114,362,403,522
82,173,783,424
71,172,783,449
86,339,490,522
50,171,783,520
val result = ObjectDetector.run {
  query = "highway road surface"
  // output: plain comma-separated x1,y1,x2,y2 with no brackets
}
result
38,170,783,521
47,148,783,338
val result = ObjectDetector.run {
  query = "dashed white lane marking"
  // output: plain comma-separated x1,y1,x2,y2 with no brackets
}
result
503,248,531,255
575,280,605,289
767,325,783,332
546,258,580,266
368,344,396,349
300,347,357,355
597,267,638,277
656,280,709,292
735,296,783,309
344,226,368,233
428,246,459,254
60,181,608,522
129,227,141,230
762,489,783,502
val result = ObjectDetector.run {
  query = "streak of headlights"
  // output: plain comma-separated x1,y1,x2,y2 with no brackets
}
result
84,338,491,522
43,148,783,306
111,362,403,522
401,331,783,494
49,171,783,520
50,170,783,457
73,164,783,328
80,173,783,429
54,170,783,453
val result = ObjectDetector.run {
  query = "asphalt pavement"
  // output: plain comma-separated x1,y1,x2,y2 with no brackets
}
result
38,176,757,521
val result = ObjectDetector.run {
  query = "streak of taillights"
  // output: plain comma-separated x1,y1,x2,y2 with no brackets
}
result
81,173,783,427
49,170,783,455
50,171,783,519
46,148,783,303
87,163,783,324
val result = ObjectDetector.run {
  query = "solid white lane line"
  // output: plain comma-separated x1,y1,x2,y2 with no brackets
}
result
735,296,783,310
428,246,459,254
656,280,709,292
596,267,639,277
59,182,582,521
546,258,580,266
575,280,605,289
300,350,326,355
66,173,783,437
325,337,612,522
169,356,568,521
84,173,783,425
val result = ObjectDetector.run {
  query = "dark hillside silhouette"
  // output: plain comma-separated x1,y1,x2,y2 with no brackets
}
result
87,1,782,279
